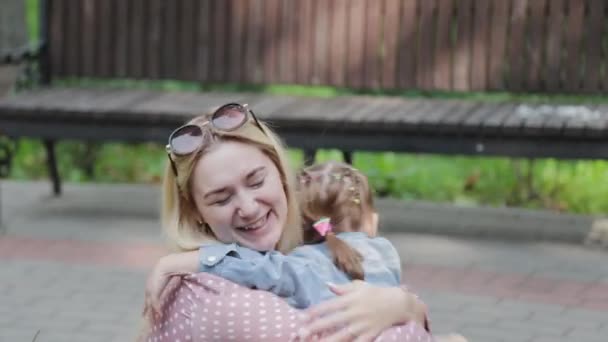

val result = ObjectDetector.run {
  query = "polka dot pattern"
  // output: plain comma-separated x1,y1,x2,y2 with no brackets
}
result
145,273,433,341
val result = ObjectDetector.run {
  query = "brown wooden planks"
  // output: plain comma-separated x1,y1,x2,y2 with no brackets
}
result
49,0,66,78
196,0,212,83
278,0,298,84
97,0,116,78
328,0,348,87
544,0,565,91
262,0,281,83
295,0,313,84
417,0,435,90
346,0,366,88
114,0,130,78
311,0,330,85
381,0,401,89
179,0,197,81
128,0,145,78
525,0,547,91
146,0,163,79
162,1,179,79
211,0,229,82
453,0,473,91
583,0,605,93
364,0,382,89
488,0,509,90
433,0,453,91
470,0,490,90
563,0,585,92
397,0,418,89
81,0,97,77
507,0,528,91
64,0,81,76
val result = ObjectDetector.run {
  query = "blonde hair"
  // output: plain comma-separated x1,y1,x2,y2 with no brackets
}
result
161,112,302,254
297,161,375,280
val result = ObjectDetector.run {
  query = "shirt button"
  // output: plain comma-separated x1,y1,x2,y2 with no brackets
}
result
207,256,217,262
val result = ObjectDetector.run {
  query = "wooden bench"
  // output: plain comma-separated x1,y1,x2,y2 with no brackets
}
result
1,0,608,196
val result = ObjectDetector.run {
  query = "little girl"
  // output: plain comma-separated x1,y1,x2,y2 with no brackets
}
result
146,161,404,308
144,162,466,341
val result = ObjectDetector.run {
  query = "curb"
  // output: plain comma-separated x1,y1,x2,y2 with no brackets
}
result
376,198,598,244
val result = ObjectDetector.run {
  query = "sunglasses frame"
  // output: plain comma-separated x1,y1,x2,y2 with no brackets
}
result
166,103,266,180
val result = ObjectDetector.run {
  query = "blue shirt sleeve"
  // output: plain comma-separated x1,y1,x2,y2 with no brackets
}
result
198,243,326,308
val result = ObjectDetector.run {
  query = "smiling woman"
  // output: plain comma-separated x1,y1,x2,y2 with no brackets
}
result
139,103,438,341
191,141,288,252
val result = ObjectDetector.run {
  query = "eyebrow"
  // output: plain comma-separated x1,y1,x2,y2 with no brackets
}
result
203,166,266,200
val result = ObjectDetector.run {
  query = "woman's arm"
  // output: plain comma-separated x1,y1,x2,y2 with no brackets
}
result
299,281,429,341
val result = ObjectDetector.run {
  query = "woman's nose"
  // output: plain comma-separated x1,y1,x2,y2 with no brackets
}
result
236,193,259,218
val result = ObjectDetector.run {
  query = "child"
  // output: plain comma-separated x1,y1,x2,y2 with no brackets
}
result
145,161,404,310
144,161,467,341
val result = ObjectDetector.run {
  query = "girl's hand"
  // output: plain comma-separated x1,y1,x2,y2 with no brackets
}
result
299,281,426,342
142,252,199,321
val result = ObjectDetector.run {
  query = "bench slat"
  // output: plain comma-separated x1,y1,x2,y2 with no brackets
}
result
481,103,518,135
418,101,462,132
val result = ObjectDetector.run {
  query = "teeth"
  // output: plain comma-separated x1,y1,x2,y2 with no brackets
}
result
242,215,266,231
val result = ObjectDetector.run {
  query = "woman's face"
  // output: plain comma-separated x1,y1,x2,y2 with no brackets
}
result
191,140,288,251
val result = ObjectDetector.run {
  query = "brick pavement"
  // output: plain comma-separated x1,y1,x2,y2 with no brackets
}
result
0,180,607,342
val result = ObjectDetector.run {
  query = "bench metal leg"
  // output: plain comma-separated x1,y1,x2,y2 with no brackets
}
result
43,139,61,196
303,149,316,166
342,151,353,165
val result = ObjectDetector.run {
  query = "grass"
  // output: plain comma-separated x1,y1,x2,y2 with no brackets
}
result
8,139,608,215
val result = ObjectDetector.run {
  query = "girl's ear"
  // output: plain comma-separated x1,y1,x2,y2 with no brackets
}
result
365,212,379,237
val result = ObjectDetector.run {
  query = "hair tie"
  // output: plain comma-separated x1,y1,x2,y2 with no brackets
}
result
313,217,333,236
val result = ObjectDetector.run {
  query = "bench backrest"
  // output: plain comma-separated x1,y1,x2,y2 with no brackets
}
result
45,0,608,94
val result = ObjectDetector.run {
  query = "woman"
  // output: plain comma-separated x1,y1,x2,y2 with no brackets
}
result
140,103,432,341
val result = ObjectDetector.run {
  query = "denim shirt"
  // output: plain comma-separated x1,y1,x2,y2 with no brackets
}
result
198,232,402,309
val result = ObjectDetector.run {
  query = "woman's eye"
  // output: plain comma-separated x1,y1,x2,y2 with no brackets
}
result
251,179,264,188
214,196,231,205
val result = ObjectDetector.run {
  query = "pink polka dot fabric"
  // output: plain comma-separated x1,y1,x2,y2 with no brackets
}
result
146,273,433,341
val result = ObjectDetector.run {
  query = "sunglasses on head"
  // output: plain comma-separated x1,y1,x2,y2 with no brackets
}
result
166,103,266,178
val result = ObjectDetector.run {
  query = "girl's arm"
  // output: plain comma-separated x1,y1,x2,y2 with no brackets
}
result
199,246,327,308
144,251,199,318
146,246,329,314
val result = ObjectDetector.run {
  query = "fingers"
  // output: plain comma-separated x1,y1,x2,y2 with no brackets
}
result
327,280,364,296
305,294,350,320
301,309,358,340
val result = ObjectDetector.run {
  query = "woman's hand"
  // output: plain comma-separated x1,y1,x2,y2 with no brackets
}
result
142,251,199,321
299,281,426,342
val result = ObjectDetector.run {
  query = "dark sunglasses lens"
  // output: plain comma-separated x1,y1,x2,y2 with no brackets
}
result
212,104,248,131
170,125,203,155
